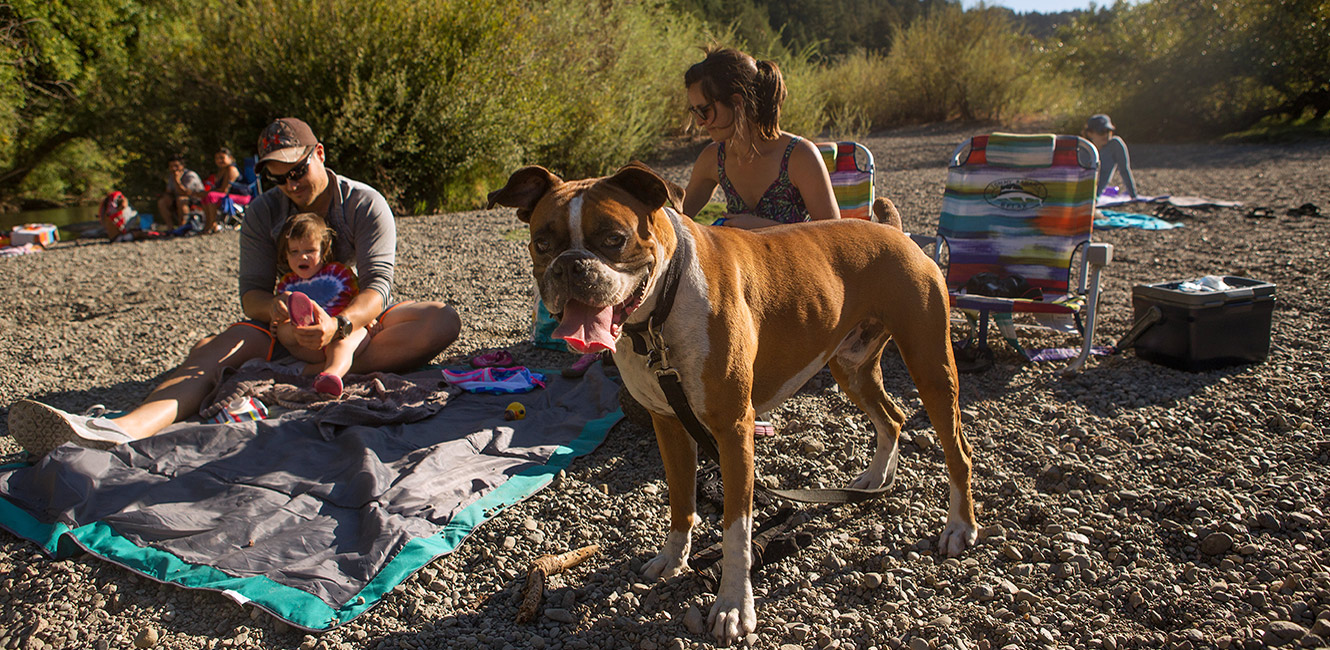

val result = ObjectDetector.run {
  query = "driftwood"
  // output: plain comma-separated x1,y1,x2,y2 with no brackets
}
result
515,544,600,623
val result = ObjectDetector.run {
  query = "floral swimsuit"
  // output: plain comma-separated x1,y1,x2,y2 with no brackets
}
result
717,136,809,224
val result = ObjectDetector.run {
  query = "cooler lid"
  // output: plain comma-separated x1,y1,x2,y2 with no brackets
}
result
1133,276,1276,308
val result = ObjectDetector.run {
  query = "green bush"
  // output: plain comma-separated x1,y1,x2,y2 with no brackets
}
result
116,0,709,214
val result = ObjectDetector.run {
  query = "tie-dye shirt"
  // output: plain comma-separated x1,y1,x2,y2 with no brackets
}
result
275,262,358,316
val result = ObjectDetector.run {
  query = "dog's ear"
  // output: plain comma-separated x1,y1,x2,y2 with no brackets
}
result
604,161,683,212
488,166,563,223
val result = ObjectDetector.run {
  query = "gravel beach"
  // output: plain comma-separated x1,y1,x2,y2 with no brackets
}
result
1,125,1327,650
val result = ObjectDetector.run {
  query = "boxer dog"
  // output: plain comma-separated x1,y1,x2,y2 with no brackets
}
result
488,163,976,644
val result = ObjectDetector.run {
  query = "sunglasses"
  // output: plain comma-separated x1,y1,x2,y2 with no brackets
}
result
688,100,716,123
263,150,315,186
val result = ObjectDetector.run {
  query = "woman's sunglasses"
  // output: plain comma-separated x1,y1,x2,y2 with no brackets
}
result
263,151,315,186
688,100,716,123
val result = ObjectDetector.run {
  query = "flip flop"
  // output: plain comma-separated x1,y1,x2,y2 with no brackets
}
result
754,420,776,437
470,349,515,368
288,292,317,327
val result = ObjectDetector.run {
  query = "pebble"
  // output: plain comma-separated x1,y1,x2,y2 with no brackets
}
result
1201,532,1234,556
683,606,705,635
133,626,159,649
1264,621,1306,646
544,608,576,623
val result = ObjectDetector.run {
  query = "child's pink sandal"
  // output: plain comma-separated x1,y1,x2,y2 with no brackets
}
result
313,372,343,396
288,292,317,327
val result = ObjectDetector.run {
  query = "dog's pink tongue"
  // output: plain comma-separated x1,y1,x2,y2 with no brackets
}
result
552,300,617,354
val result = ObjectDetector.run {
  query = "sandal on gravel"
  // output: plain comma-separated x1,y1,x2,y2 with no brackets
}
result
313,372,344,396
288,291,317,327
1244,207,1277,219
754,420,776,437
1287,202,1323,218
7,399,135,458
470,349,516,368
561,352,600,378
953,342,994,374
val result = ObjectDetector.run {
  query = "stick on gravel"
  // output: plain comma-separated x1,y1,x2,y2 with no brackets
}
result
516,544,601,623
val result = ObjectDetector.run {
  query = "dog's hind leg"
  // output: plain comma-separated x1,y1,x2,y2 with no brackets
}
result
642,413,698,581
891,307,978,558
829,322,906,490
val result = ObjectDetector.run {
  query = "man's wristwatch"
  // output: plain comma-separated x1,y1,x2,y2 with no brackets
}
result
334,315,354,341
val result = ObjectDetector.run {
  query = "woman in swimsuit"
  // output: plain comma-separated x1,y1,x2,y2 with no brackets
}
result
680,47,840,230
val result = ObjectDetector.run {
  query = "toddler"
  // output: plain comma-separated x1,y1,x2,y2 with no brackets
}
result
274,213,367,396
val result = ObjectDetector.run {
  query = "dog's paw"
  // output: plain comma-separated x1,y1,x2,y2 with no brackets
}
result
642,552,689,580
708,589,756,646
939,517,978,557
849,445,899,490
643,530,690,580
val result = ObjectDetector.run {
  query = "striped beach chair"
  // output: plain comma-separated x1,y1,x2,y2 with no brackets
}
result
918,133,1114,373
816,141,874,220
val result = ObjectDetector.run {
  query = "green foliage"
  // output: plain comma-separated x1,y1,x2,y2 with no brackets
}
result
0,0,158,204
115,0,709,213
18,138,122,203
1049,0,1330,139
880,4,1057,123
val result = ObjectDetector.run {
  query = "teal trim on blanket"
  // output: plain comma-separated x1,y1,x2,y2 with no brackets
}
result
0,407,622,631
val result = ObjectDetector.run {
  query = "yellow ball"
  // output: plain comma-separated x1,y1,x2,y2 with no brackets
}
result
504,401,526,420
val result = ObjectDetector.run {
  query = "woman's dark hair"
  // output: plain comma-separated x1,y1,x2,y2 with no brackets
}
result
216,147,233,158
276,212,335,275
684,47,786,141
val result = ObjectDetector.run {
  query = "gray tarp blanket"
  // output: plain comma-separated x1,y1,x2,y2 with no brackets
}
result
0,365,621,631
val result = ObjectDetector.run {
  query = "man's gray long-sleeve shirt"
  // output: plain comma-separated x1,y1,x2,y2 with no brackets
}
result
1097,136,1138,198
238,172,395,310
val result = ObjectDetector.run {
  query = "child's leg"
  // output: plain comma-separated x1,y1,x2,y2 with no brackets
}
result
274,322,328,365
321,328,368,379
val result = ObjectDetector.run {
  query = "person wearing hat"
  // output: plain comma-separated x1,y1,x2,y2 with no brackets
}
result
1081,114,1139,200
7,118,463,457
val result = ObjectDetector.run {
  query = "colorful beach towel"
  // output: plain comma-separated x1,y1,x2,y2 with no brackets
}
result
1094,209,1184,230
0,365,621,631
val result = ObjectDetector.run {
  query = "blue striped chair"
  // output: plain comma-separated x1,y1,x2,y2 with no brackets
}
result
915,133,1113,373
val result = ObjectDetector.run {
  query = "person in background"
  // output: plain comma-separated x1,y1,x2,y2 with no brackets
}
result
680,47,841,229
98,191,138,242
1082,114,1139,200
8,118,462,457
199,147,254,233
157,153,205,229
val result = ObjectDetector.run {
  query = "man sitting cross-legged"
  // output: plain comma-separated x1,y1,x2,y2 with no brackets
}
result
8,117,461,456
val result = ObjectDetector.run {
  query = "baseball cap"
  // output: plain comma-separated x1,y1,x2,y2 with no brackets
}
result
1085,114,1115,132
257,118,319,166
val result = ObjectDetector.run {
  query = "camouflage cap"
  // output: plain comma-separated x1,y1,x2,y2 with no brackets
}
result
257,118,319,166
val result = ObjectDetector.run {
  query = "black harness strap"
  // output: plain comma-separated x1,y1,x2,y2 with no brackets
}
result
624,209,890,505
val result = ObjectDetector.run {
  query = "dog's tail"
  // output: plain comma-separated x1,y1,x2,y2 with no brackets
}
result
873,197,903,230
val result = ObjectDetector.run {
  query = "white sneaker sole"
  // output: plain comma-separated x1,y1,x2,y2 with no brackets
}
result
8,400,118,458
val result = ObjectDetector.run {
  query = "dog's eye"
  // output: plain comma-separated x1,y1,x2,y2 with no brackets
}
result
532,237,551,254
602,233,626,248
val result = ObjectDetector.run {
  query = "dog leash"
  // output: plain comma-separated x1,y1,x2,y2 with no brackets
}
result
622,210,890,505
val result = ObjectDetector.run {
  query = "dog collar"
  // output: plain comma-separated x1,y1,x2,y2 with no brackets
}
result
622,207,692,356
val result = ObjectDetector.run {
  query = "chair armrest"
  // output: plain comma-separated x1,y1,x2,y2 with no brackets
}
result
1087,242,1113,267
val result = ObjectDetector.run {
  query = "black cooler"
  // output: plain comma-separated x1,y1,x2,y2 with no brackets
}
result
1130,276,1276,371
